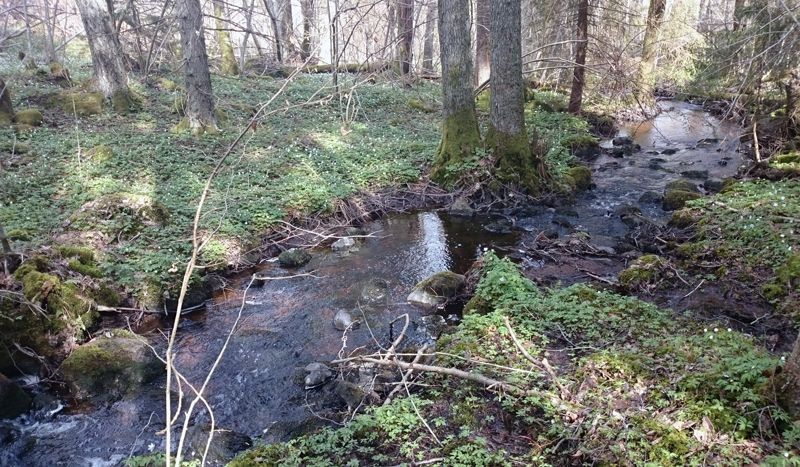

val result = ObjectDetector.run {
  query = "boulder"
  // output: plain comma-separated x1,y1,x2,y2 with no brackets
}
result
448,197,475,217
331,237,356,251
660,148,678,155
0,373,30,419
278,248,311,267
662,190,702,211
680,170,709,180
638,191,662,204
13,109,43,126
703,178,726,193
186,424,252,463
664,179,700,193
612,136,634,146
59,332,163,404
567,166,592,192
407,271,465,311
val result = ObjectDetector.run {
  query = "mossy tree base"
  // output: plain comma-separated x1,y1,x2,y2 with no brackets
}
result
110,90,142,114
172,116,221,136
430,109,482,188
485,124,541,196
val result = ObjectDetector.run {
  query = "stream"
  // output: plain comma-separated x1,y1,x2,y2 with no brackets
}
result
0,101,745,467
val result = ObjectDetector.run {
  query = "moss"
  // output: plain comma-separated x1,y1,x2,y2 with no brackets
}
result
68,259,103,278
431,108,482,188
566,166,592,192
215,107,229,125
408,98,437,113
84,144,115,162
110,90,141,114
662,190,702,211
0,141,32,154
172,116,222,136
95,284,121,307
13,109,43,126
486,123,541,195
6,229,32,241
762,283,787,300
476,89,490,112
172,95,187,116
56,245,96,264
777,255,800,284
13,124,36,135
618,255,662,287
667,208,695,228
775,152,800,164
69,193,170,234
463,294,491,315
54,92,103,117
155,77,178,91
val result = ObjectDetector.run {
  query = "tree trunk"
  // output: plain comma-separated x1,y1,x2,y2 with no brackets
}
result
421,2,436,74
398,0,414,74
637,0,666,108
778,331,800,415
430,0,481,187
300,0,316,61
280,0,296,60
0,75,14,127
474,0,490,86
212,0,240,75
262,0,283,62
75,0,137,113
176,0,219,135
568,0,588,115
487,0,538,193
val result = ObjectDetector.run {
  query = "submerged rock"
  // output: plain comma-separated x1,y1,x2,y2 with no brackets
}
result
662,190,702,211
278,248,312,267
186,424,252,463
359,277,389,304
612,136,634,146
304,362,333,389
407,271,465,311
0,373,30,419
680,169,709,180
638,191,663,204
333,308,359,331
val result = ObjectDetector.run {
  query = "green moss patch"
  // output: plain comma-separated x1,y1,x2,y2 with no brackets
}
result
13,109,43,126
51,92,104,116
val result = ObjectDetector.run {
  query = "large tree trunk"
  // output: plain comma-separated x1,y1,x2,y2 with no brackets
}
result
474,0,490,86
176,0,219,135
262,0,284,61
421,2,437,74
75,0,137,113
778,331,800,415
568,0,588,115
398,0,414,75
487,0,538,194
300,0,316,61
280,0,296,60
430,0,481,187
212,0,240,75
637,0,666,110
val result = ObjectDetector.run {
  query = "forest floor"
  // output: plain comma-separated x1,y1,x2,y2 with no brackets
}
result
2,63,800,466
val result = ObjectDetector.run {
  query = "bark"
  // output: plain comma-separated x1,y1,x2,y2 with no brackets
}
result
637,0,667,104
474,0,490,86
300,0,316,61
398,0,414,74
262,0,283,62
778,333,800,415
75,0,137,112
421,2,436,73
176,0,219,135
487,0,537,193
212,0,240,75
280,0,296,60
0,75,14,127
568,0,588,115
732,0,745,31
430,0,481,187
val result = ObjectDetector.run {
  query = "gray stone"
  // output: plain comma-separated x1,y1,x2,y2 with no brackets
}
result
448,197,475,217
304,362,333,389
704,178,726,193
187,424,252,463
278,248,312,267
331,237,356,251
638,191,663,204
333,309,359,331
680,170,709,180
612,136,634,146
660,148,678,155
665,179,700,194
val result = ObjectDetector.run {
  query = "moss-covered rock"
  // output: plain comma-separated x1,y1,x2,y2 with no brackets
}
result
664,179,700,193
618,255,663,288
775,152,800,164
567,166,592,193
59,334,163,404
662,190,702,211
84,145,115,163
68,192,170,238
407,271,465,311
0,141,32,155
408,98,438,113
667,208,696,228
12,123,36,135
0,373,31,419
278,248,312,267
13,109,43,126
155,77,179,91
52,92,103,117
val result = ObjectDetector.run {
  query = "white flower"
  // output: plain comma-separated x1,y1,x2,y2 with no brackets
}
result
709,335,714,340
727,328,732,332
714,328,718,332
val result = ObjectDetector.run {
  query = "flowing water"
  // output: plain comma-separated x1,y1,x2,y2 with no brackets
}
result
0,101,744,467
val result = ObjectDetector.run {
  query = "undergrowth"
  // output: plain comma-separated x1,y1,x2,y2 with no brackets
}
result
228,252,794,466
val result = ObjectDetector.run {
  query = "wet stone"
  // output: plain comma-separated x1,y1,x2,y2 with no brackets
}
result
660,148,678,155
304,362,333,389
704,178,726,193
612,136,634,146
680,169,709,180
483,218,513,234
331,237,356,251
552,217,572,228
448,197,475,217
278,248,312,267
333,308,359,331
638,191,663,204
